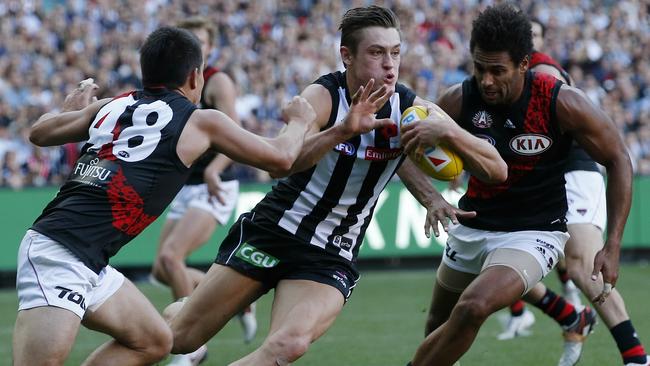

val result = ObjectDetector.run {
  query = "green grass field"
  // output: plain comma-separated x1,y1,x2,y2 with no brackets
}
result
1,265,648,365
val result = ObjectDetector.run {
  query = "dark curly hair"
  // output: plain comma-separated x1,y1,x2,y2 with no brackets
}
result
470,3,532,66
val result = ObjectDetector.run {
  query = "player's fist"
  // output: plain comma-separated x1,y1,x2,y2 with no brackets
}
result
63,78,99,112
281,96,316,127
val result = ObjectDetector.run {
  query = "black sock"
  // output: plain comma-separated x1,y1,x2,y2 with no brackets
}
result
531,288,577,327
610,320,647,364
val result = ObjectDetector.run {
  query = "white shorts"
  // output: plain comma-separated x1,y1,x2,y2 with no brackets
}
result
167,180,239,225
442,224,569,279
17,230,125,319
565,170,606,230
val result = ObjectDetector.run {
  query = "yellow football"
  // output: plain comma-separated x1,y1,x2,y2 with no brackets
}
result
400,106,464,181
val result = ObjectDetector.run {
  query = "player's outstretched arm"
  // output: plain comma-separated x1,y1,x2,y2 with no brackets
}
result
185,96,315,177
401,91,507,184
398,159,476,238
284,79,395,175
556,85,633,295
30,81,109,146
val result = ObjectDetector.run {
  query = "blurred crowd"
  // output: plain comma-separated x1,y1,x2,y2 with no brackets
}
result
1,0,650,188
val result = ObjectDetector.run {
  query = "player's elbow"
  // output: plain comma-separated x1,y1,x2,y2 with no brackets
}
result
489,160,508,183
29,128,50,146
266,153,295,178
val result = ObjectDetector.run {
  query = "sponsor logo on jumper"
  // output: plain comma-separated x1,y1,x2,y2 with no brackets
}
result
333,235,353,250
504,119,516,129
509,134,553,155
235,243,279,268
334,142,356,156
475,134,496,146
365,147,402,161
472,111,493,128
72,157,112,182
55,286,86,310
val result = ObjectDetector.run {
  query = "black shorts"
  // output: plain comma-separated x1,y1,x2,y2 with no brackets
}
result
215,212,359,301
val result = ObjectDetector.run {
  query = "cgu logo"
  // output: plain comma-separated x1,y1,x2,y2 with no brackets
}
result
334,142,356,156
235,243,279,268
509,134,553,155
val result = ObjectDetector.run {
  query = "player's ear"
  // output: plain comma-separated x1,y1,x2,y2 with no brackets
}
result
520,55,529,74
189,68,199,89
340,46,353,68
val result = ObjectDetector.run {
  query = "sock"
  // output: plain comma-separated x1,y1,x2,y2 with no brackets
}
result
557,267,570,284
610,320,647,365
532,288,577,328
510,299,525,317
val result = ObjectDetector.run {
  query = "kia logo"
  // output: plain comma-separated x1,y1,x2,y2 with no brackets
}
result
509,134,552,155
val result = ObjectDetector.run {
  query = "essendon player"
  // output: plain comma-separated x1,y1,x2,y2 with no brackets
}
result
404,4,632,366
13,27,314,366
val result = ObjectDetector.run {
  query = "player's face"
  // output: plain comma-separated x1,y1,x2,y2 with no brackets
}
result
472,47,528,106
531,22,544,50
345,26,401,91
192,28,211,62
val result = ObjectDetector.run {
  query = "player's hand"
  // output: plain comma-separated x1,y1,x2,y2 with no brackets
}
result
341,78,395,137
63,78,99,112
591,242,620,305
205,171,226,205
401,105,455,156
281,96,316,127
424,195,476,238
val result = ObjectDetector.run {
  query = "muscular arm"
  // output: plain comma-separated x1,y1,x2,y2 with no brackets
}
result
284,81,393,175
397,158,476,237
427,87,507,183
556,85,633,285
30,98,111,146
179,98,313,177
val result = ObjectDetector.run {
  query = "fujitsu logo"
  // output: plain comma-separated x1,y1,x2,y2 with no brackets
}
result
73,158,112,180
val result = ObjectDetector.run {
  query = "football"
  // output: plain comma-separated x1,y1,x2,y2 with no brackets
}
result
400,105,464,181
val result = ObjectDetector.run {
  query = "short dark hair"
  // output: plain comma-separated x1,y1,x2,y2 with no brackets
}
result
530,17,546,38
470,4,532,66
339,5,400,54
140,27,203,89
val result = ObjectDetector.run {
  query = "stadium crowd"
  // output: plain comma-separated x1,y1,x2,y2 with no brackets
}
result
1,0,650,188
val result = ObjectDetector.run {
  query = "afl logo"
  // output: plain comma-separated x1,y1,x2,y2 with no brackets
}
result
472,111,493,128
510,134,553,155
475,134,495,146
334,142,356,156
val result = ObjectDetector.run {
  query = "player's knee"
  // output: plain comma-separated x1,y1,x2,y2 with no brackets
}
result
170,322,203,355
157,248,183,274
134,323,173,362
454,298,491,326
265,332,311,362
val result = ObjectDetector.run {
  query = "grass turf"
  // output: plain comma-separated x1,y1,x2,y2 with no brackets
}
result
2,265,649,365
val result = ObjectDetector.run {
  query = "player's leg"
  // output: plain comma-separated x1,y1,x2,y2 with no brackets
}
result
13,307,81,365
556,258,583,308
565,223,648,366
230,279,345,366
80,277,173,365
413,261,527,366
151,217,179,285
424,262,471,336
156,207,217,299
13,230,91,365
167,263,266,354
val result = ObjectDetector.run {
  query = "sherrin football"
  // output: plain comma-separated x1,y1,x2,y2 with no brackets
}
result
400,106,464,181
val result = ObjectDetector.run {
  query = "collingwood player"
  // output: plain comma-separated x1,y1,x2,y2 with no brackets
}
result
166,5,506,366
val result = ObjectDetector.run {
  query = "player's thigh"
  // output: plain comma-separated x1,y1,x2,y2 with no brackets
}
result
82,278,171,350
427,262,471,331
268,279,344,341
565,223,603,267
157,218,178,248
162,207,217,256
13,307,81,365
170,264,266,346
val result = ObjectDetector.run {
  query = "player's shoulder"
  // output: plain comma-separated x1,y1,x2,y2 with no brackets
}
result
313,71,345,90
